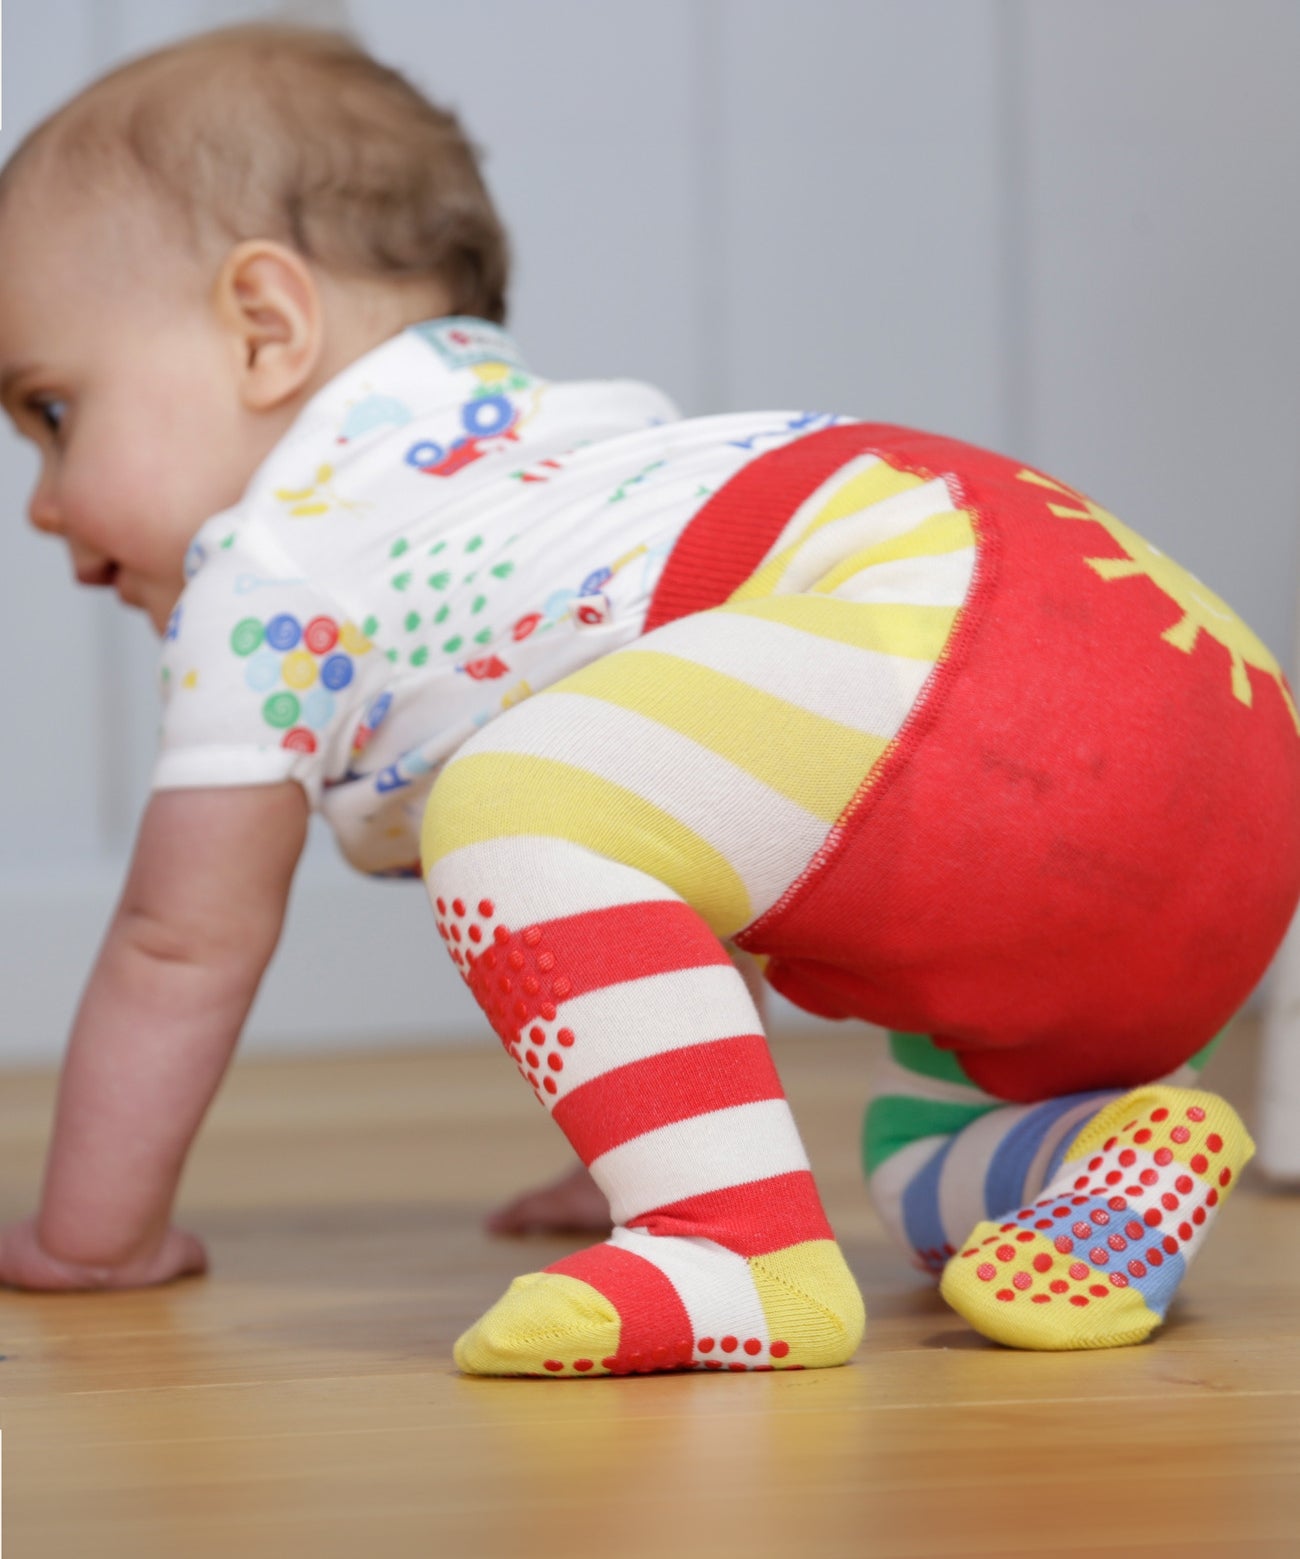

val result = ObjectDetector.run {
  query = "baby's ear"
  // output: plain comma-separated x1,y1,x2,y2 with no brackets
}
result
214,241,322,412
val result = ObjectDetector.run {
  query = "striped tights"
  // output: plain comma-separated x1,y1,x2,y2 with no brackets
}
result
422,436,1259,1371
865,1030,1220,1278
423,452,968,1375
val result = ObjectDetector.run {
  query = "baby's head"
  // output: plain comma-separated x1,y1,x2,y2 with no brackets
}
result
0,24,508,631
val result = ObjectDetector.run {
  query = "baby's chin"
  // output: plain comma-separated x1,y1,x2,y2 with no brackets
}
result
116,575,180,636
145,596,182,636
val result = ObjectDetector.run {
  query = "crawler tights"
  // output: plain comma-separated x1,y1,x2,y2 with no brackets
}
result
423,426,1300,1373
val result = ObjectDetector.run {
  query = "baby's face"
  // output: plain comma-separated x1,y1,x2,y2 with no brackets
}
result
0,186,264,632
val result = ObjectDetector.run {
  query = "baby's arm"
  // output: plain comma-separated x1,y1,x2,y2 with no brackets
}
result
0,782,307,1289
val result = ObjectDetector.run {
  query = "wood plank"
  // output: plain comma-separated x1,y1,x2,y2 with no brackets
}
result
0,1018,1294,1557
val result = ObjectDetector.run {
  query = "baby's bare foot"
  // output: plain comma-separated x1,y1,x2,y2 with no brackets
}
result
486,1164,613,1237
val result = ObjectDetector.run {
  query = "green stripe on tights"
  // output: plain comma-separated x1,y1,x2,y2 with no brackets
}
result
862,1094,997,1177
889,1025,1229,1086
863,1025,1229,1179
1186,1027,1227,1073
888,1030,978,1086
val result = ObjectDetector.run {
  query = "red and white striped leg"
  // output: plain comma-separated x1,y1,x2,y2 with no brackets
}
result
430,836,864,1377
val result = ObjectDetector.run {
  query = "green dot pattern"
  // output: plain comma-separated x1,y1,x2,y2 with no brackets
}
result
263,691,300,729
307,536,529,681
231,618,264,656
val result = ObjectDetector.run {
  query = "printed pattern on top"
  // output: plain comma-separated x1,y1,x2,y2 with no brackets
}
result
153,316,852,874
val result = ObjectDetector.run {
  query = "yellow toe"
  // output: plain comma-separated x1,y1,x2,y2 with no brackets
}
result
749,1240,866,1368
941,1226,1162,1350
454,1271,621,1377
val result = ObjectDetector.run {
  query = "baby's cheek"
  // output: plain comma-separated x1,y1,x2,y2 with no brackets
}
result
148,422,256,543
95,443,208,568
56,468,126,556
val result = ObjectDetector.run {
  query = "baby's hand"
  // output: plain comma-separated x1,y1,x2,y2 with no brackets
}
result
0,1218,207,1292
486,1163,613,1237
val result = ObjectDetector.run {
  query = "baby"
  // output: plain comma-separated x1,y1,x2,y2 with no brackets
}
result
2,24,1296,1378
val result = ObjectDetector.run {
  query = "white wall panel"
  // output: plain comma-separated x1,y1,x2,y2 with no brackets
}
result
1,0,1296,1062
712,0,1009,446
361,0,709,411
0,2,114,867
1018,0,1300,662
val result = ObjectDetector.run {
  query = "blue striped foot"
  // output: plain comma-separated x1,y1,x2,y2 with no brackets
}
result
940,1086,1253,1349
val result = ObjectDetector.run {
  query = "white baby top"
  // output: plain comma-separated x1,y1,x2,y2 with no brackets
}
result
154,318,847,875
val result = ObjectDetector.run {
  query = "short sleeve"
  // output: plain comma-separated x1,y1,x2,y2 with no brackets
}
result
153,522,383,804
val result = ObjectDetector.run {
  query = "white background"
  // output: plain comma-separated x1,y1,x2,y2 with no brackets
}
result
0,0,1297,1061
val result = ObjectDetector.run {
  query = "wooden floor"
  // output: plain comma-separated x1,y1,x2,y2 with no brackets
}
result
0,1018,1295,1557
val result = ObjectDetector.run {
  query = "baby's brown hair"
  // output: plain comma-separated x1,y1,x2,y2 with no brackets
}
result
0,23,510,323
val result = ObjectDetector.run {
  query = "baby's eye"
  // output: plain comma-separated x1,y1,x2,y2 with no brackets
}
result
28,397,66,436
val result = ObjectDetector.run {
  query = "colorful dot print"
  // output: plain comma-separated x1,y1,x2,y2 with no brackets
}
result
231,618,264,656
265,614,302,652
230,613,371,754
244,649,281,692
302,687,336,729
305,618,339,654
282,651,317,690
263,692,300,729
373,526,532,671
321,655,354,690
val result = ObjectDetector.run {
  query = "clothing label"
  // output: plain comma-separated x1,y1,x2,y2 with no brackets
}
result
412,317,525,373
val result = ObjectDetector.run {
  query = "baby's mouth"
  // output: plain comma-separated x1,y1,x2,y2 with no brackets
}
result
76,562,119,590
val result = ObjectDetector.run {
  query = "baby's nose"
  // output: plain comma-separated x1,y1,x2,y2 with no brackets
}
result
27,486,64,537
